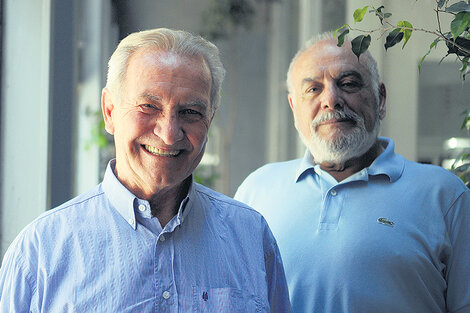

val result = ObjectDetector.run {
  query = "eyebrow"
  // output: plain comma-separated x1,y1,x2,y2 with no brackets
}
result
337,71,363,81
301,77,318,88
185,100,209,110
300,70,364,87
139,93,209,109
138,93,162,103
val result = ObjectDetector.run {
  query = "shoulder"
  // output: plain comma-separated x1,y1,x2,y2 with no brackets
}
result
403,160,466,190
192,183,273,232
401,160,468,210
193,183,279,250
246,159,301,180
234,159,302,202
238,159,302,190
193,183,261,217
4,185,105,257
28,184,102,225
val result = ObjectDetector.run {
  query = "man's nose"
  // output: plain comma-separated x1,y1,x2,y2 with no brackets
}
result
153,115,184,145
320,84,344,110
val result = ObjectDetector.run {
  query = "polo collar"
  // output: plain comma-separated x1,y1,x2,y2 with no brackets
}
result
295,137,404,183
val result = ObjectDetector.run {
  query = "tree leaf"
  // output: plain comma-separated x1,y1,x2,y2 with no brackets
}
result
384,28,404,50
351,35,371,59
460,56,469,80
397,21,413,48
337,29,350,46
373,5,386,25
353,6,369,23
418,38,440,73
451,12,470,39
333,24,349,38
438,0,447,9
445,1,470,12
446,36,470,57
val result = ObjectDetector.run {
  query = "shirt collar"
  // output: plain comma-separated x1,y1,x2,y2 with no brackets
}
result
102,160,138,230
102,160,195,231
295,137,404,183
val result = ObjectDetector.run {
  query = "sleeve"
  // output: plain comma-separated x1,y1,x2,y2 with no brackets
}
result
0,239,35,312
444,188,470,313
262,220,292,313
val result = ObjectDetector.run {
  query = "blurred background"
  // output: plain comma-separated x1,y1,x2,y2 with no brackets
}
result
1,0,469,257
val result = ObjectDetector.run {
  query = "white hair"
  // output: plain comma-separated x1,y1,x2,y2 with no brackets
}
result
106,28,226,112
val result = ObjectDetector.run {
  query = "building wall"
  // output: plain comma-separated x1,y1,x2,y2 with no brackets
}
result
1,0,51,256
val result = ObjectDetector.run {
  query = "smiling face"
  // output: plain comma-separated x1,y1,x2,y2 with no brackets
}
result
288,39,386,164
102,48,213,199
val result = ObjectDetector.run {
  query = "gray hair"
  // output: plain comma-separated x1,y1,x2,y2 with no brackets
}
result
106,28,226,112
286,32,380,103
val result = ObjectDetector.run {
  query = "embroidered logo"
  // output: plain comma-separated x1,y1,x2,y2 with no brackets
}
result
202,291,208,301
377,217,394,227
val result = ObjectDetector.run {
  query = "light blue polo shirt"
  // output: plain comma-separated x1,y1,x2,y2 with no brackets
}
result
235,137,470,313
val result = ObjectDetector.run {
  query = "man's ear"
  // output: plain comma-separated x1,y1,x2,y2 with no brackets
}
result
288,93,295,111
102,87,115,135
378,83,386,120
288,94,299,128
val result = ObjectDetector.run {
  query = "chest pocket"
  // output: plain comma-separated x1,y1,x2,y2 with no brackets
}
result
192,286,265,313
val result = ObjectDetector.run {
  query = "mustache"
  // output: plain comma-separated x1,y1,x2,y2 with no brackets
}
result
311,110,362,129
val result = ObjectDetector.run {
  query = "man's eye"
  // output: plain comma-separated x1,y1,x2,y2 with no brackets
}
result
181,109,201,115
139,104,158,113
306,86,321,93
339,80,362,92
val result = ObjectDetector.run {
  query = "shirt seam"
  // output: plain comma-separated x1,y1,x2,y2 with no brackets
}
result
34,191,105,222
14,248,37,302
443,189,467,218
195,187,260,215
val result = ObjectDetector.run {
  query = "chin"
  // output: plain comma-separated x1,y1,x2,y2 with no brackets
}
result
302,123,380,164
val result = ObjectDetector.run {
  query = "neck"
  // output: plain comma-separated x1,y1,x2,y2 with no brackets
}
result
149,176,191,228
319,140,383,182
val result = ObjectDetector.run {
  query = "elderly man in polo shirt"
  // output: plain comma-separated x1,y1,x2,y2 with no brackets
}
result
235,32,470,313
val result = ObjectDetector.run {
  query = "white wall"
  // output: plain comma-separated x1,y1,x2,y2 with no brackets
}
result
1,0,51,256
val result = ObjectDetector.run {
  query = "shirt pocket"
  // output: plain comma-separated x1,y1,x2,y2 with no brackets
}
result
192,286,265,313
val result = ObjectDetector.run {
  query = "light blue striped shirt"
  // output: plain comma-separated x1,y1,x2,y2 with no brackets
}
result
0,161,291,312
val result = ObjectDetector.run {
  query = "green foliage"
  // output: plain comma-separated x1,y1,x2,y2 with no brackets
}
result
397,21,413,47
451,12,470,39
86,110,113,150
336,28,350,46
335,0,470,185
384,28,404,50
351,35,371,58
334,0,470,80
373,6,392,25
353,6,369,23
418,38,441,72
194,165,219,189
445,1,470,12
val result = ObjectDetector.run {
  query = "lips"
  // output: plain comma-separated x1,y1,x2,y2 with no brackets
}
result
143,144,181,157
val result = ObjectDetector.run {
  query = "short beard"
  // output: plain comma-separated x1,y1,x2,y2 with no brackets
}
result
298,109,380,165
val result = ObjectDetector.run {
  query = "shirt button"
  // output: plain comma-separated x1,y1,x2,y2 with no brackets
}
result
330,190,337,196
162,291,170,299
138,204,146,212
128,218,135,226
159,235,166,242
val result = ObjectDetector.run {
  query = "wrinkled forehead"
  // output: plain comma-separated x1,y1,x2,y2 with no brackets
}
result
293,40,371,83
